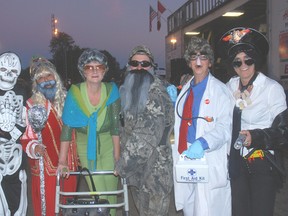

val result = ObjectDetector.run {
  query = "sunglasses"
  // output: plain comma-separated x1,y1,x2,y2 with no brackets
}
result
232,59,255,68
128,60,152,67
84,64,106,73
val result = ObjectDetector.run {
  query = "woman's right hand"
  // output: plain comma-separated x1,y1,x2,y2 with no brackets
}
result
34,144,46,157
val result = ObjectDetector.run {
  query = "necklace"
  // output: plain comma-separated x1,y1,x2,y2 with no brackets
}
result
234,88,252,110
233,72,258,110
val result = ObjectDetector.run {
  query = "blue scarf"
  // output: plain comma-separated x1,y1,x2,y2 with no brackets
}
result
62,82,119,170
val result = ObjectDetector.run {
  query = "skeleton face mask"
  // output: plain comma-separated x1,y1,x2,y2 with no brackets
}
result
0,52,21,90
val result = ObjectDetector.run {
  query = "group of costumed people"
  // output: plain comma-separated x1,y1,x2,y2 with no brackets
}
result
0,52,80,216
0,45,174,216
0,49,119,216
0,26,287,216
172,27,288,216
0,52,79,216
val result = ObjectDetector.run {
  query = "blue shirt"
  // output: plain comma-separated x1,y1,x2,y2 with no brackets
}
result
187,75,209,149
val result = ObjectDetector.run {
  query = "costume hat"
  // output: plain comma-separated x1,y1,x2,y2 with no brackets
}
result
219,27,269,61
30,57,56,81
129,45,156,67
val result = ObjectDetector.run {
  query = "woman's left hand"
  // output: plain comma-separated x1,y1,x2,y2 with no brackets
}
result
240,130,252,147
57,162,70,179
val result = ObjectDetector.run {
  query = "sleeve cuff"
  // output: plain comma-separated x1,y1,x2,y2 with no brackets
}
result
26,140,40,159
198,137,209,150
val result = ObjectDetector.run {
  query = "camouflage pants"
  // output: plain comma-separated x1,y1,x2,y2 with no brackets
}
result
130,185,171,216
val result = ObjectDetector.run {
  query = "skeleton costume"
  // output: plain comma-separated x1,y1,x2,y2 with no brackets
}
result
0,52,28,215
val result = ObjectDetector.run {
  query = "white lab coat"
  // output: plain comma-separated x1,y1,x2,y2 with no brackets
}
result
173,73,232,216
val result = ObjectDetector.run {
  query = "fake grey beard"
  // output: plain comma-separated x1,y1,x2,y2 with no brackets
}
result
120,69,154,116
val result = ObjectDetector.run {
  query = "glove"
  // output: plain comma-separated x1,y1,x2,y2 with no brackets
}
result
166,85,177,104
182,140,204,159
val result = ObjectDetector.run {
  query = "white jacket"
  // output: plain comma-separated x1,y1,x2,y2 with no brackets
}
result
173,73,232,216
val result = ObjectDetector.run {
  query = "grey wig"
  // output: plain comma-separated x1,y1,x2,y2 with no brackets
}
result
77,48,108,79
184,37,214,64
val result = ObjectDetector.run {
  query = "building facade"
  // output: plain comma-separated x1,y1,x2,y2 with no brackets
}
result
165,0,288,89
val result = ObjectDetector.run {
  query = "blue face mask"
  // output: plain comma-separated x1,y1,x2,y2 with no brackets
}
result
37,80,57,101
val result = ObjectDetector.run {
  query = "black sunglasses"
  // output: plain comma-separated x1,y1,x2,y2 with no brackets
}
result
128,60,152,67
232,59,255,68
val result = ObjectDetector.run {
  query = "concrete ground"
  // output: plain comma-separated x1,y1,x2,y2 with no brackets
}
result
274,149,288,216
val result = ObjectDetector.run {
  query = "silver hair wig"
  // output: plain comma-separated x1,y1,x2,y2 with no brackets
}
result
120,69,154,116
184,37,214,64
30,57,66,117
77,48,108,79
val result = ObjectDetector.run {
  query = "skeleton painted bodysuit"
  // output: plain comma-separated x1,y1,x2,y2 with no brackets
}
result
0,52,28,216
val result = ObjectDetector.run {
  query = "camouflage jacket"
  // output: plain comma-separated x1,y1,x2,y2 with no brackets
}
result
116,77,174,194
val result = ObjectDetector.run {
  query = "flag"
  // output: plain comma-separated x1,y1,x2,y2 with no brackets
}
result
157,1,166,31
149,5,157,32
158,0,166,14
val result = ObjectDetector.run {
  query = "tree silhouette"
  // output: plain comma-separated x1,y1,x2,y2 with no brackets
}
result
49,31,123,87
49,32,83,84
100,50,122,84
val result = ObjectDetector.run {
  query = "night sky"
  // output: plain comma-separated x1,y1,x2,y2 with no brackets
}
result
0,0,186,69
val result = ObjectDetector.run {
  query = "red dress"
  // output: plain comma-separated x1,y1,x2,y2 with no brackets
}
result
21,99,78,216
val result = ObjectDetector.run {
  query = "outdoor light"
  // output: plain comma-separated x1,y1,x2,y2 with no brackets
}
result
171,38,177,44
51,14,59,38
185,32,200,35
222,11,244,17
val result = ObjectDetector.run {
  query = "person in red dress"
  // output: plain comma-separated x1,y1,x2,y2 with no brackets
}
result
21,57,79,216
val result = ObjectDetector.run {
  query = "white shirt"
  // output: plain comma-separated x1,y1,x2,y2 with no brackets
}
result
226,72,287,155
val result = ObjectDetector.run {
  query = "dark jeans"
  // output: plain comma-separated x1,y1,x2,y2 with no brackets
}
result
230,157,279,216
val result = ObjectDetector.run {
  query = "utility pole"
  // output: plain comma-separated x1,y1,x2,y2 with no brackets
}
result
51,14,58,38
51,14,68,84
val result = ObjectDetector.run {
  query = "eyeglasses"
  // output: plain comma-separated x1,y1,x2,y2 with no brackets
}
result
232,59,255,68
84,64,106,73
189,54,209,61
128,60,152,67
